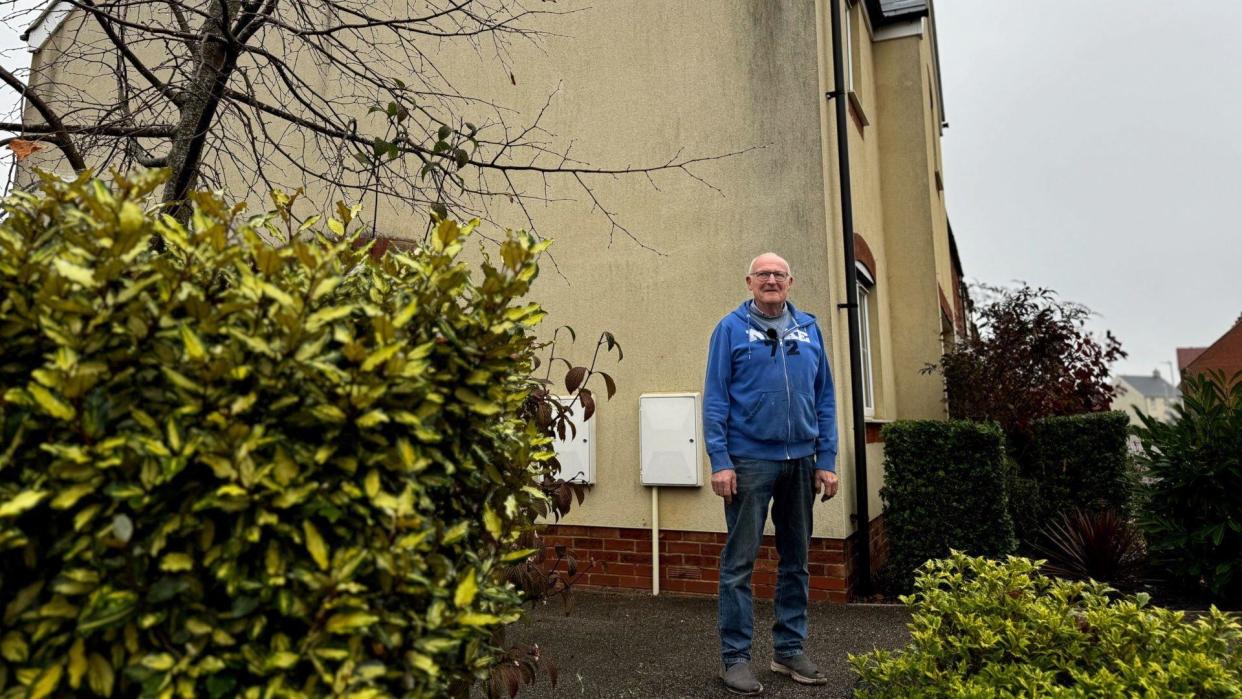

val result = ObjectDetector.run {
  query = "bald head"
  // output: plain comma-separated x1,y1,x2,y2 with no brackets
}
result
745,252,794,315
748,252,791,277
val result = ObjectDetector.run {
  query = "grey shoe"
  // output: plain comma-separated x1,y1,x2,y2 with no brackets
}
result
770,654,828,685
720,661,764,695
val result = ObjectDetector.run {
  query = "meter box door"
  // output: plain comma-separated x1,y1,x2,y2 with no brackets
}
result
551,396,595,484
639,393,703,487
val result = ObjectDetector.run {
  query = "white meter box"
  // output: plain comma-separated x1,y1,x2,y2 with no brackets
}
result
551,396,595,484
639,393,703,486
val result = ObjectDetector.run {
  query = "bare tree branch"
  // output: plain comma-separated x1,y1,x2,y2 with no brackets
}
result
0,0,753,248
0,66,88,172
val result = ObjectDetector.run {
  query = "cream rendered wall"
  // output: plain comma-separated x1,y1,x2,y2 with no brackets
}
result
15,1,967,540
1111,383,1147,427
402,2,850,537
872,31,948,421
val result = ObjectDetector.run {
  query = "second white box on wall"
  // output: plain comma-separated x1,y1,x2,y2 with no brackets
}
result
639,392,703,486
551,396,595,484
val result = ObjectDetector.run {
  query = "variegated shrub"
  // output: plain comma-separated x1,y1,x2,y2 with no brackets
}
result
0,170,554,698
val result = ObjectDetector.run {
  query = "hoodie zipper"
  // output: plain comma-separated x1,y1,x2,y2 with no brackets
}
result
777,320,812,460
744,308,814,461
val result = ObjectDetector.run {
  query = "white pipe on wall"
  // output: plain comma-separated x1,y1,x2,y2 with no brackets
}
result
651,487,660,596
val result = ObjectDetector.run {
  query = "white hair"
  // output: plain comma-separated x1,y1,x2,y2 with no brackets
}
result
747,253,792,277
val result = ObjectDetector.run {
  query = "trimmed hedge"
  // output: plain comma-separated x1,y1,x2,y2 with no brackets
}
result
1011,411,1132,543
0,171,553,697
878,421,1015,592
852,553,1242,697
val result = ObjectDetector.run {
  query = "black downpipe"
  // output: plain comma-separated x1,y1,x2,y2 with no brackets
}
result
827,0,871,597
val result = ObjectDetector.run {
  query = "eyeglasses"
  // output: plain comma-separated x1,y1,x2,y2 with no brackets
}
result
750,271,789,281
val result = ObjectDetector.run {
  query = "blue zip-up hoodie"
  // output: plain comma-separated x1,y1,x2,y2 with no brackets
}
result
703,300,838,472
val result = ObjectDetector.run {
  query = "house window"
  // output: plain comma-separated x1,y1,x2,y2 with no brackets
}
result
843,1,855,93
857,263,876,416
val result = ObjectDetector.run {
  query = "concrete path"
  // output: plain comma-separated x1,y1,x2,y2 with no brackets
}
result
502,591,911,698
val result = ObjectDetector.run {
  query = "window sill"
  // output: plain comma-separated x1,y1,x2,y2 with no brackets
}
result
863,417,892,444
847,91,870,132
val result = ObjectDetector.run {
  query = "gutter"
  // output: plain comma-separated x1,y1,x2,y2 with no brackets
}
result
826,0,872,597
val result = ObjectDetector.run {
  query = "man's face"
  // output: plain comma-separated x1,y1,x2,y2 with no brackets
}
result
746,256,793,306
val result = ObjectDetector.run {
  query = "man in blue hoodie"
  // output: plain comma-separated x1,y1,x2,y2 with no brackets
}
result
704,252,839,695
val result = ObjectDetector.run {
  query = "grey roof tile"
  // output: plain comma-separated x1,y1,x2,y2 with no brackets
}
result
1118,375,1180,399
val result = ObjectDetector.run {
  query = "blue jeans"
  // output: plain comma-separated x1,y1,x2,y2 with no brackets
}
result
718,456,814,667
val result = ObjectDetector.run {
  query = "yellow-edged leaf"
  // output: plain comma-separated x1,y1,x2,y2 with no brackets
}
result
160,553,194,572
454,569,478,608
52,483,94,509
304,520,329,570
179,324,206,361
483,507,501,540
456,612,500,627
0,490,48,518
27,384,75,420
54,259,97,288
67,638,87,688
324,611,379,634
0,631,27,663
140,653,175,671
87,652,114,696
28,663,63,699
306,305,353,331
260,282,296,308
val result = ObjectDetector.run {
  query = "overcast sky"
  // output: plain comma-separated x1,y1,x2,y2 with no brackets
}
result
2,2,1237,382
935,1,1241,382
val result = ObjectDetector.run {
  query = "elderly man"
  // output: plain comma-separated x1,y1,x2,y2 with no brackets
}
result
703,252,839,695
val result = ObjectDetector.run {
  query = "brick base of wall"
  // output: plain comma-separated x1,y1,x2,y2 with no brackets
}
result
541,514,887,604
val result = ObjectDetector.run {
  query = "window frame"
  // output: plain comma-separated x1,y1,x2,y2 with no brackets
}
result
856,262,876,417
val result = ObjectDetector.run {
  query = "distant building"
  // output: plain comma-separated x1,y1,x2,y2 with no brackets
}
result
1178,313,1242,388
1112,371,1181,427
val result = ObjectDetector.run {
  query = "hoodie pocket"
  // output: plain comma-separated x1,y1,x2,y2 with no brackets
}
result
788,391,817,442
740,391,791,442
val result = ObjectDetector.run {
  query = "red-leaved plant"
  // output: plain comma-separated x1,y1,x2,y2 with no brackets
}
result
1034,508,1147,591
926,284,1126,441
487,327,622,698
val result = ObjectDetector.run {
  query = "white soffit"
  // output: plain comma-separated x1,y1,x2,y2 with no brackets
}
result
25,1,71,52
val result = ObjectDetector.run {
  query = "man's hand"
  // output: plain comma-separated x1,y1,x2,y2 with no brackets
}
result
711,469,738,504
815,470,839,502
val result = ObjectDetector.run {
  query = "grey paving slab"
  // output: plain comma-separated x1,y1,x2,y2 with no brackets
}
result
500,591,911,699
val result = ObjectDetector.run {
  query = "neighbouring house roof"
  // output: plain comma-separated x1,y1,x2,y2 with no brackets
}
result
1182,316,1242,380
1117,374,1179,400
1177,346,1208,371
